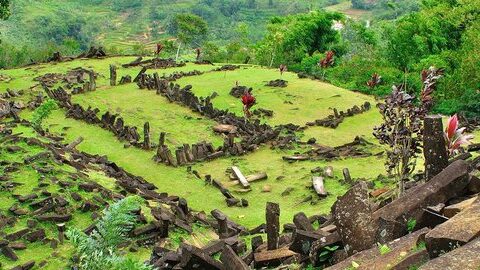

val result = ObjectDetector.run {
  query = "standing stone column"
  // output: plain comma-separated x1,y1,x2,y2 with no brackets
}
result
110,65,117,86
57,223,65,244
143,122,150,150
424,115,449,181
88,70,96,91
266,202,280,250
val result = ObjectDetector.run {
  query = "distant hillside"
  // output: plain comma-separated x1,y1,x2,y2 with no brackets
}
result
0,0,342,55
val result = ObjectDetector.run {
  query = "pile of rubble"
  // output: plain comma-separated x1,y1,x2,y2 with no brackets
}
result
214,65,240,72
122,57,185,69
161,70,204,81
230,85,252,98
194,60,214,65
0,74,12,82
266,79,288,88
283,136,372,162
0,99,23,120
306,102,371,129
45,46,107,64
76,46,107,59
34,67,96,90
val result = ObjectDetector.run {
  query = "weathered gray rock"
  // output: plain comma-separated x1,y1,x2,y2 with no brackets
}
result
425,197,480,258
325,228,429,270
332,181,376,255
372,160,469,244
420,238,480,270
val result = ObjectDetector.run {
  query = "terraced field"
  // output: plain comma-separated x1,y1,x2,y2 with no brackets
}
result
1,57,387,229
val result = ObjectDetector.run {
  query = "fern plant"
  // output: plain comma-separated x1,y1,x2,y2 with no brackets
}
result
31,99,58,131
67,196,153,270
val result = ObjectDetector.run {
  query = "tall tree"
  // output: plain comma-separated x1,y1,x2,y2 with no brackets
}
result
256,11,343,66
168,13,208,61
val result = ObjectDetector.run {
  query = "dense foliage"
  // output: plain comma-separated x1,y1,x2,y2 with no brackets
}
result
0,0,10,19
0,0,478,117
67,196,153,270
255,11,343,67
324,0,480,118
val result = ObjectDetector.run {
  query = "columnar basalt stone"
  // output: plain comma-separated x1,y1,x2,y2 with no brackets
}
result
57,223,65,244
0,240,18,261
109,65,117,86
266,202,280,250
420,238,480,269
372,160,469,244
88,70,96,91
293,212,315,232
143,122,150,150
342,168,352,185
423,115,449,181
425,197,480,258
119,75,132,85
133,67,147,83
211,209,229,238
220,245,250,270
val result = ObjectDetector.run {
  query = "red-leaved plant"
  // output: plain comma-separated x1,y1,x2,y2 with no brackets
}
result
155,43,164,56
374,67,443,197
367,73,382,88
444,114,474,156
241,91,256,118
319,51,335,68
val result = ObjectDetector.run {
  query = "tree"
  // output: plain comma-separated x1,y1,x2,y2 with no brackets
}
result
0,0,10,20
256,11,343,66
168,13,208,61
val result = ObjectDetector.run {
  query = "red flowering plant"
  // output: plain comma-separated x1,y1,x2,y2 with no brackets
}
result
444,114,474,156
241,91,256,119
367,73,382,88
319,51,335,68
155,43,164,56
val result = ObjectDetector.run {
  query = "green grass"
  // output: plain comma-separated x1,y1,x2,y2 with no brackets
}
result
71,79,224,148
2,56,390,229
176,66,374,126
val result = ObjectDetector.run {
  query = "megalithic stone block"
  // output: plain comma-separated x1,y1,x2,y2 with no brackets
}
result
110,65,117,86
424,115,449,180
266,202,280,250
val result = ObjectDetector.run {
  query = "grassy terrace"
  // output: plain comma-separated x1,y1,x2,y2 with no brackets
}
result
4,57,387,228
176,67,374,126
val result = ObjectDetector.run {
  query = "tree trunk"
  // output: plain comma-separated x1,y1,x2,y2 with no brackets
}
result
175,42,182,62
